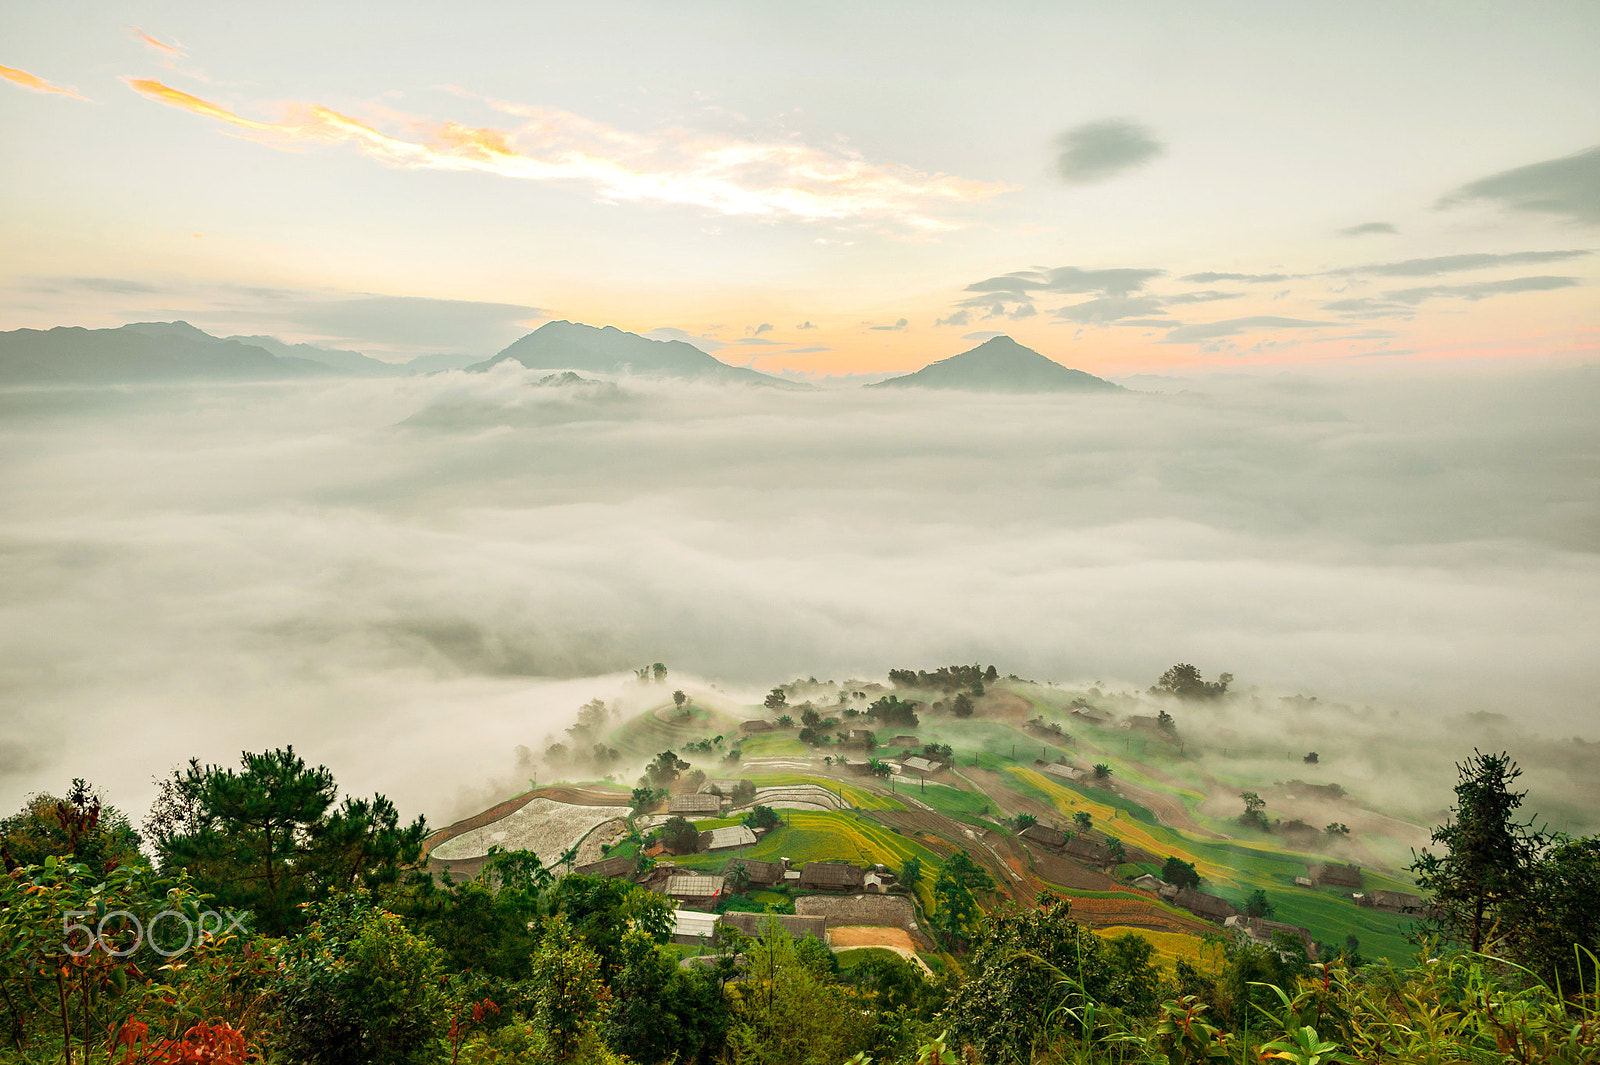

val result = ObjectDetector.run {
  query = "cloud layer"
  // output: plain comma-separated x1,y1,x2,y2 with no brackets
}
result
1054,119,1165,184
122,79,1008,231
1440,145,1600,226
1,364,1597,824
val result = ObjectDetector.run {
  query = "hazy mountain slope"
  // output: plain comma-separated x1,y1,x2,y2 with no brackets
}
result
225,333,400,376
0,321,331,384
471,320,807,388
868,335,1120,392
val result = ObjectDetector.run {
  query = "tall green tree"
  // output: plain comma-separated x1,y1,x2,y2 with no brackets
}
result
153,747,426,935
1410,750,1546,952
1,778,142,873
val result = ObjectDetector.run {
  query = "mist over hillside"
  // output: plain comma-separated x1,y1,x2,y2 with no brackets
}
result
0,359,1596,826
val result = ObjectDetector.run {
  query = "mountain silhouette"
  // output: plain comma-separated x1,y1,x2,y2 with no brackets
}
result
0,321,332,384
867,335,1119,392
469,321,806,387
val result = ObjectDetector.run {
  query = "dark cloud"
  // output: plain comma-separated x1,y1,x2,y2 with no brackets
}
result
1054,119,1165,184
1161,316,1334,343
1180,272,1294,283
1340,222,1398,236
1438,145,1600,225
1381,275,1581,305
1053,295,1167,324
1333,250,1590,278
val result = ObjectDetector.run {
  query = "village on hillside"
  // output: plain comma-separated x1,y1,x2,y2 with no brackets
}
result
423,665,1436,968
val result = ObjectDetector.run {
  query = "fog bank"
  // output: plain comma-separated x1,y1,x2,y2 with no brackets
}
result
1,361,1596,825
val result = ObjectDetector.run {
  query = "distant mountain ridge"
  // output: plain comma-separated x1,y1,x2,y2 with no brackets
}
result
868,335,1119,392
470,321,807,388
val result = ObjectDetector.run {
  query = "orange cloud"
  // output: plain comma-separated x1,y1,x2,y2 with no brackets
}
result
1,63,88,101
130,27,185,61
122,78,1008,230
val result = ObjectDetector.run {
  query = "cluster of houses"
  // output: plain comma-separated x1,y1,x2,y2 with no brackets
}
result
574,852,894,913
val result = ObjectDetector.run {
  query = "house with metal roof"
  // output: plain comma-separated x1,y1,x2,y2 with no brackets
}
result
901,756,942,775
668,793,725,817
1040,762,1084,783
797,861,865,891
666,874,725,908
698,825,758,852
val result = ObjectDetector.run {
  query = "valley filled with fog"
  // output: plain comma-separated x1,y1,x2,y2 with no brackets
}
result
1,360,1596,828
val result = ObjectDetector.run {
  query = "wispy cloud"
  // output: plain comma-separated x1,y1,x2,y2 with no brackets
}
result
1381,275,1580,305
1339,221,1397,236
122,79,1008,230
1180,271,1293,284
0,63,89,101
1054,119,1164,184
1332,249,1590,278
868,318,909,331
1160,316,1334,344
130,27,185,62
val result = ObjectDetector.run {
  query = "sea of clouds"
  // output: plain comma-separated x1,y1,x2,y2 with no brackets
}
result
1,359,1596,827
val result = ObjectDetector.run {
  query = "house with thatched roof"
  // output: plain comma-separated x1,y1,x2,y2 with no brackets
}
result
723,858,787,889
718,912,828,942
739,719,773,733
1040,762,1084,783
888,735,919,747
1173,886,1240,923
1131,873,1165,892
1064,836,1112,867
1310,862,1363,889
668,794,725,817
798,861,865,891
1359,890,1431,915
698,825,758,852
702,778,755,801
574,856,638,880
1070,706,1110,725
1020,823,1067,850
902,756,942,775
1226,915,1318,957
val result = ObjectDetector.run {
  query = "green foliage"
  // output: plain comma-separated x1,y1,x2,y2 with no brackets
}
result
1410,749,1546,953
931,849,995,945
528,917,611,1062
276,894,449,1065
764,687,787,711
1155,663,1232,700
867,695,920,730
0,777,143,872
952,693,974,719
725,927,875,1065
1506,833,1600,994
1163,856,1201,890
743,805,782,832
1246,888,1275,918
152,746,425,936
660,815,698,855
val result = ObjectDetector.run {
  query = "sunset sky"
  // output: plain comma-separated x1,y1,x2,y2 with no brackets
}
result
2,2,1596,376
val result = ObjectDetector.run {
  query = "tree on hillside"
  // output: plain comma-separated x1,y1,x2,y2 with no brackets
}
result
932,850,995,946
643,750,689,791
1093,763,1112,782
2,778,144,873
1505,833,1600,993
1155,663,1232,700
1240,792,1268,831
1325,822,1350,838
1304,751,1319,764
952,693,974,719
984,664,999,683
1107,837,1126,863
153,747,426,935
900,856,923,894
1156,709,1176,735
764,688,787,712
660,816,698,855
743,806,781,832
1073,810,1092,833
652,662,668,683
1161,856,1200,889
1411,749,1547,952
673,689,688,714
1245,889,1275,918
866,695,919,729
1010,813,1037,831
867,759,891,780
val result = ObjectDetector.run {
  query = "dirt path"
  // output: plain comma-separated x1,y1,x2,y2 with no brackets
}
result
830,927,936,977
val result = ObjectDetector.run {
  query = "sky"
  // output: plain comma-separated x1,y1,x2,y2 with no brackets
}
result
2,2,1597,374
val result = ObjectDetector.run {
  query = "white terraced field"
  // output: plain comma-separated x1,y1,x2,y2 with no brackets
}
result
430,797,618,865
734,784,847,812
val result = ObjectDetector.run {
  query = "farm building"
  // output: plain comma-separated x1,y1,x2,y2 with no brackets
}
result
723,858,787,888
666,874,725,908
1173,886,1241,923
1040,762,1084,783
1063,836,1112,867
1359,890,1431,915
888,735,919,747
1226,915,1318,957
698,825,758,851
1020,823,1067,850
669,794,724,817
702,778,755,800
1070,706,1110,725
671,909,719,944
1310,862,1363,889
901,756,943,775
798,861,866,891
718,912,828,942
574,856,638,880
739,719,773,733
1131,873,1164,892
847,729,874,745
